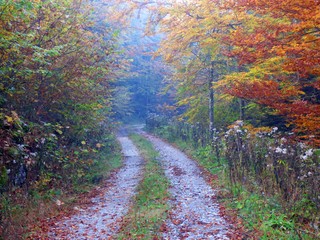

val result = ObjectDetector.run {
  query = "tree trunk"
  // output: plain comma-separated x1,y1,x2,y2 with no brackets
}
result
209,62,215,142
209,61,221,162
239,98,245,121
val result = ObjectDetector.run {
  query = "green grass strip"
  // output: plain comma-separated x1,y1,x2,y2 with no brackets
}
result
117,134,170,240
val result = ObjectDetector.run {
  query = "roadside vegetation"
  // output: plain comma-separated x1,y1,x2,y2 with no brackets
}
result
147,119,318,239
1,134,122,239
0,0,123,238
117,134,169,239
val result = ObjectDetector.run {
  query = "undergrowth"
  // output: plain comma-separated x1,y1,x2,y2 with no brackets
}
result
0,137,122,239
117,134,169,239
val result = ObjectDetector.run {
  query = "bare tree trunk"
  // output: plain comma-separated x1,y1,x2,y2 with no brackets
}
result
209,64,214,142
209,61,220,162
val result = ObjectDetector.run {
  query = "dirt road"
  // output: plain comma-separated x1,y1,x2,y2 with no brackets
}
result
48,126,239,239
143,133,236,239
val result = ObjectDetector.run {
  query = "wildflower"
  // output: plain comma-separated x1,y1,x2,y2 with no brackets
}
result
305,149,313,157
17,144,25,151
275,147,282,153
275,147,287,154
225,129,232,138
280,137,287,143
271,127,278,134
30,152,37,157
234,120,244,126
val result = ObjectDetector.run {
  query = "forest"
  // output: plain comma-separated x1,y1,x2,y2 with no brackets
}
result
0,0,319,239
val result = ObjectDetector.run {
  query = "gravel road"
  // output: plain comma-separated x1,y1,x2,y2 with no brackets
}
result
48,125,239,239
144,133,235,239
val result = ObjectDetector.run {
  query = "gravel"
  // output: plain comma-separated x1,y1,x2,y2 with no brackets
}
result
144,133,232,240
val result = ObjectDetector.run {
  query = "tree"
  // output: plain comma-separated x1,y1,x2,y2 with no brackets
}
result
220,0,320,145
0,0,121,196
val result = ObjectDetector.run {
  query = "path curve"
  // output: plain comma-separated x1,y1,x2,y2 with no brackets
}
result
49,136,144,239
144,133,235,240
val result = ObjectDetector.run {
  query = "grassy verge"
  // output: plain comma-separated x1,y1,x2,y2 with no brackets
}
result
1,139,122,240
117,134,169,239
155,135,315,239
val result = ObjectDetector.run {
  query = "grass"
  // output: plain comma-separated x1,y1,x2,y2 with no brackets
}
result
153,130,316,240
117,134,169,240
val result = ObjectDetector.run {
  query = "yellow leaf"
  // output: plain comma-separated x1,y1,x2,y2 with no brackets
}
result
5,115,13,123
96,143,102,148
81,141,86,145
56,129,63,135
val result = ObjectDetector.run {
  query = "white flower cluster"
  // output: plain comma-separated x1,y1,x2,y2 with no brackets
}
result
224,129,232,138
300,149,313,160
271,127,278,134
298,171,313,180
275,147,287,154
225,121,246,138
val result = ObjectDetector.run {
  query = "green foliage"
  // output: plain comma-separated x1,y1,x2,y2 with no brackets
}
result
0,167,8,192
230,191,299,239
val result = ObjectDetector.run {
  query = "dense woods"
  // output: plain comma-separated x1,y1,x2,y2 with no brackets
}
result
0,0,319,238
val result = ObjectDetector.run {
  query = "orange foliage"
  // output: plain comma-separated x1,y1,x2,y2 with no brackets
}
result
222,0,320,145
